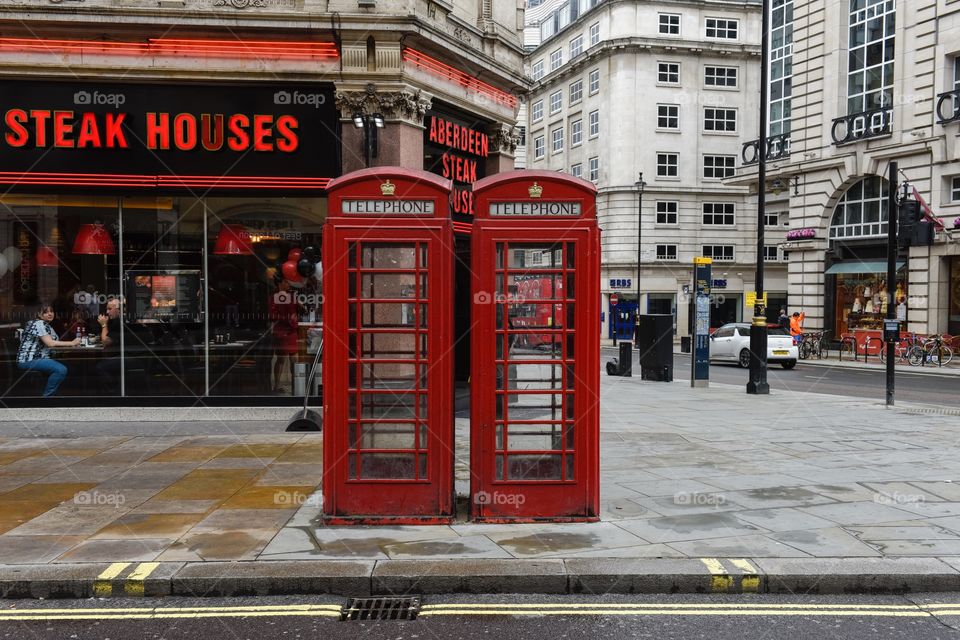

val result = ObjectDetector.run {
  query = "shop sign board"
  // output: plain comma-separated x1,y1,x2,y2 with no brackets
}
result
692,257,712,387
0,80,338,190
745,291,768,308
423,106,490,223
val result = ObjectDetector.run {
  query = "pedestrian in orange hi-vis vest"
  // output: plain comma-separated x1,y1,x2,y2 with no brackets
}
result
789,311,805,343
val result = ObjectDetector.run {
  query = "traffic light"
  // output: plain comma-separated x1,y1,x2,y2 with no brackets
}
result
897,199,934,248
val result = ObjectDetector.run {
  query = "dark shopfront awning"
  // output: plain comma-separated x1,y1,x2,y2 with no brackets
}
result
825,260,906,275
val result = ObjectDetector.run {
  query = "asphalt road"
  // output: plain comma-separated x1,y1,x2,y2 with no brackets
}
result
603,348,960,408
4,594,960,639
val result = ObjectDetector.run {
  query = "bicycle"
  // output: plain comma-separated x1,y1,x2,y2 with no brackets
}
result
878,333,923,365
798,331,827,360
913,334,954,367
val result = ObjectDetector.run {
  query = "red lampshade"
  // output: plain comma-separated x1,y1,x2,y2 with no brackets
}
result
36,245,59,268
214,224,253,255
73,223,115,255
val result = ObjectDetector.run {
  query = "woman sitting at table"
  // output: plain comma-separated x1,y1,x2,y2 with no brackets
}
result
16,304,81,397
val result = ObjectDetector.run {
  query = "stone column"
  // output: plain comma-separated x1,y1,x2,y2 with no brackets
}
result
334,83,433,174
486,123,520,175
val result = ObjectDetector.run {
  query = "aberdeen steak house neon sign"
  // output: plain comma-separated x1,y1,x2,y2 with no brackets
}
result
0,80,338,190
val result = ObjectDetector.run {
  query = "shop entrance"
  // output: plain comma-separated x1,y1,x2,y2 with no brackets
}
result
710,294,740,328
608,299,637,341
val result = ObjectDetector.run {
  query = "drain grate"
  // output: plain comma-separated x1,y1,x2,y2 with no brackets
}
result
340,597,421,621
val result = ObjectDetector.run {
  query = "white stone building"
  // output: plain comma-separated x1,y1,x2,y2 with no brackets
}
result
524,0,787,343
735,0,960,344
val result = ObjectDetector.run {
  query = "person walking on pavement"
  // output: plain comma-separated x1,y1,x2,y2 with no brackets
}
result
789,311,805,345
778,308,790,331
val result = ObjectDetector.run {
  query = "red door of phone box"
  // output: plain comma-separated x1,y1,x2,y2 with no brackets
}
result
470,170,601,522
322,167,455,525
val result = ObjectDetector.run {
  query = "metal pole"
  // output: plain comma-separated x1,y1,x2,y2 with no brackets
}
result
885,161,897,406
747,0,770,395
635,172,643,343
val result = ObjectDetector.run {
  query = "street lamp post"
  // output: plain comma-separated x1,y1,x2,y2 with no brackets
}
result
747,0,770,395
634,172,646,344
352,112,385,167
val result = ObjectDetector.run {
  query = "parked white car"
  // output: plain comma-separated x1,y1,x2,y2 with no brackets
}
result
709,323,799,369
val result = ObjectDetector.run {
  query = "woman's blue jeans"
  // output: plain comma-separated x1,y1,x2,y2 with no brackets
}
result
17,359,68,397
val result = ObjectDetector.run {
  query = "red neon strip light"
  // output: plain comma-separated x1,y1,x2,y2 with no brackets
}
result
403,48,517,109
0,37,338,60
452,221,474,234
0,172,330,189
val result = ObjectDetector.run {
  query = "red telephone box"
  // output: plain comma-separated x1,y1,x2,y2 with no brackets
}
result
322,168,455,524
470,171,600,521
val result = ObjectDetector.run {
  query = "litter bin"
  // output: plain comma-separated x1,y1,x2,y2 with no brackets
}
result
680,336,691,353
637,314,673,381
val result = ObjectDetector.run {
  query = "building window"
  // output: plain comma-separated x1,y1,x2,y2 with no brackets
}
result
588,110,599,137
532,60,544,81
571,119,583,146
704,107,737,132
702,202,735,225
952,176,960,202
705,17,738,39
549,90,562,114
550,48,563,72
657,104,680,129
571,163,583,178
656,245,678,261
704,65,738,87
590,22,600,46
703,155,736,178
702,245,735,261
551,127,564,152
658,62,680,84
656,201,678,224
569,80,583,104
847,0,895,115
829,176,890,239
534,135,545,159
570,35,583,59
770,0,794,136
764,212,781,227
517,126,526,146
763,246,780,262
659,13,680,35
588,68,600,94
588,156,599,181
532,100,543,122
657,152,678,177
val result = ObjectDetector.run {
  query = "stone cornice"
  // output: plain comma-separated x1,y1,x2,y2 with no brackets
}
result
335,83,433,125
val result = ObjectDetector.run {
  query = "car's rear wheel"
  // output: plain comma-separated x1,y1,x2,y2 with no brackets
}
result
738,349,751,368
781,360,797,370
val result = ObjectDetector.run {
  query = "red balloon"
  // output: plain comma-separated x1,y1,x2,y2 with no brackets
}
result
288,248,302,262
282,260,303,283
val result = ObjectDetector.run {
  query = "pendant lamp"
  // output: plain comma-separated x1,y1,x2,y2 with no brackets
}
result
36,245,59,268
214,224,253,255
73,223,116,255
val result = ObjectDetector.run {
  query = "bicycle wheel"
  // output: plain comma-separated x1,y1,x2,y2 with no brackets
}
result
933,345,953,366
878,344,887,364
907,346,925,366
799,341,811,360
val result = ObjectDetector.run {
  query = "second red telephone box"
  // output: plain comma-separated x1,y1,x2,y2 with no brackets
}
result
470,171,600,522
322,168,455,524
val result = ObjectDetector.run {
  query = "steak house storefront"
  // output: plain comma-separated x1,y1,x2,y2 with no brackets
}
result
0,79,339,404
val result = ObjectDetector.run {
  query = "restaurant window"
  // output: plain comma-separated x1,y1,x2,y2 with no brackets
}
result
0,194,324,399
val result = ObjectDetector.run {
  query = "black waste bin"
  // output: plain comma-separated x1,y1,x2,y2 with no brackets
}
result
636,314,673,382
680,336,691,353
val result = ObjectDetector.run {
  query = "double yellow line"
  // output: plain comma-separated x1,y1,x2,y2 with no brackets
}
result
417,603,960,617
0,604,344,622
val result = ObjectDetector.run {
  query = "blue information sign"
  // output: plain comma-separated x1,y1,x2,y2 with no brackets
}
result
692,258,712,387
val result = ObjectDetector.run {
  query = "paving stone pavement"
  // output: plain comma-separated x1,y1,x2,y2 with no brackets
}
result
2,374,960,564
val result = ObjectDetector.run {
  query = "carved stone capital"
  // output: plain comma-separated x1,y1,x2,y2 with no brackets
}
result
489,123,520,154
335,84,433,124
